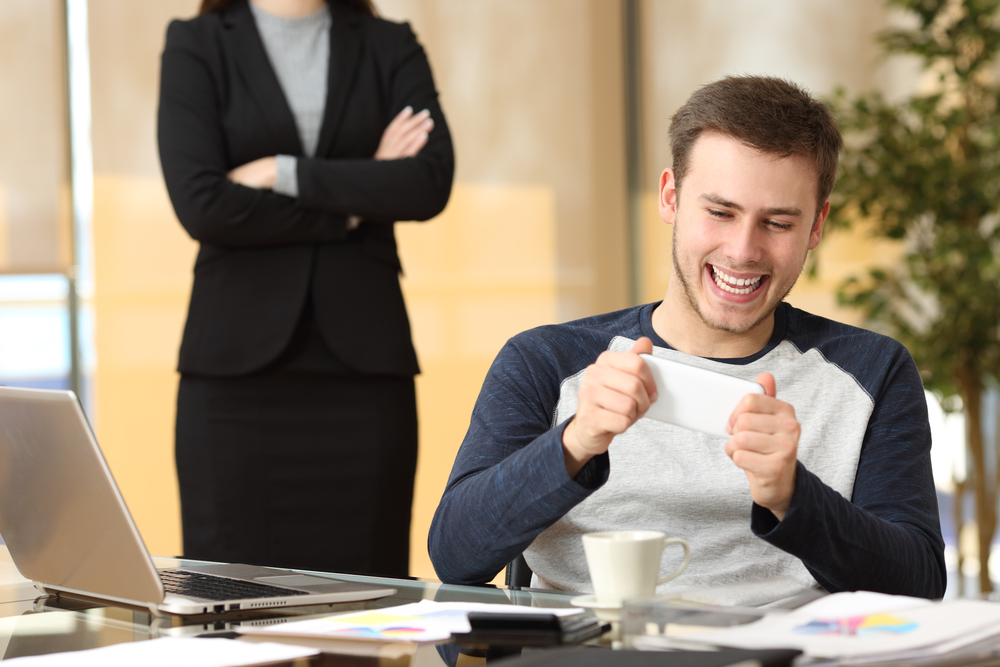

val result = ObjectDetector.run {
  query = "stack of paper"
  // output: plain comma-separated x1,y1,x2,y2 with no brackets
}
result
1,637,317,666
238,600,582,644
668,591,1000,663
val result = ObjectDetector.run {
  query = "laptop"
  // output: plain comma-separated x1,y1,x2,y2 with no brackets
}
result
0,385,396,615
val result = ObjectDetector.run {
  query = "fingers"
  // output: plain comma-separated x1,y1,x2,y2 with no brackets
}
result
726,444,784,476
724,419,799,459
586,356,657,414
630,337,653,355
722,372,798,518
756,372,776,397
400,108,432,134
586,338,658,419
729,410,800,439
375,107,434,160
399,125,430,156
562,338,659,466
628,337,658,403
726,431,797,519
392,108,433,151
582,364,652,421
726,377,785,434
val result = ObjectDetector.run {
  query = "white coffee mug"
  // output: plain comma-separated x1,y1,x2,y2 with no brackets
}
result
582,530,691,604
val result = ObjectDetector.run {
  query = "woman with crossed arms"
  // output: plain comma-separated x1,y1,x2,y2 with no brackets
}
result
158,0,453,577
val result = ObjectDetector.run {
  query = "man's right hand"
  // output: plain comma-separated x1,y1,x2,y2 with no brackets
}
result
562,337,657,477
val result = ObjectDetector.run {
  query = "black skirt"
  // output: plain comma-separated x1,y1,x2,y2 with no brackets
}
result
175,367,417,577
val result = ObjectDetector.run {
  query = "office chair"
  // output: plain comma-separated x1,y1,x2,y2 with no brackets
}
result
504,553,533,590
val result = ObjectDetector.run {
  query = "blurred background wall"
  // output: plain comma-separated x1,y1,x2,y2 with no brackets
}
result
0,0,973,590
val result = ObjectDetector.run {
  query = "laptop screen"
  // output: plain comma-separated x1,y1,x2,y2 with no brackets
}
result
0,387,165,603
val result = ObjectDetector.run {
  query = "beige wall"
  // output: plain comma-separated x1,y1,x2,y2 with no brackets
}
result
380,0,629,322
0,0,71,273
89,0,200,558
83,0,906,582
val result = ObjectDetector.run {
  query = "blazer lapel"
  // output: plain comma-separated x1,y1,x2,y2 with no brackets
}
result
222,0,303,155
315,2,364,157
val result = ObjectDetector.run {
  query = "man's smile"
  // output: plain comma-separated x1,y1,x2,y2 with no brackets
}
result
708,264,768,297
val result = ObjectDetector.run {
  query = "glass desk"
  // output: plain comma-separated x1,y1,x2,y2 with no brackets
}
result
9,548,1000,667
0,547,594,665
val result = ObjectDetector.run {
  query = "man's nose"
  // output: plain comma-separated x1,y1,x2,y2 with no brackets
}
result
723,221,764,265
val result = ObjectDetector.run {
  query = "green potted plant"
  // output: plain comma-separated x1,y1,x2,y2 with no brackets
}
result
830,0,1000,594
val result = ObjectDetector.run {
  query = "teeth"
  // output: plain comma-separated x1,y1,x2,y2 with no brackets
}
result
712,267,762,295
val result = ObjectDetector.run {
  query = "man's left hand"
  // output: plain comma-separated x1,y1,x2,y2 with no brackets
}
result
724,372,799,521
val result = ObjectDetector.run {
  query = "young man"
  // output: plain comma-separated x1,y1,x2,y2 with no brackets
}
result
429,76,945,601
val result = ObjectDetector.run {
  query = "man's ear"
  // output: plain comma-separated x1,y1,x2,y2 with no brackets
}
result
659,168,678,225
809,200,830,250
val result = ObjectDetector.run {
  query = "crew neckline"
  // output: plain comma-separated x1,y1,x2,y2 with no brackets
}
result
249,1,329,24
637,301,788,365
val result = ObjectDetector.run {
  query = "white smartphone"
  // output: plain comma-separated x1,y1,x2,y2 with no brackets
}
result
639,354,765,438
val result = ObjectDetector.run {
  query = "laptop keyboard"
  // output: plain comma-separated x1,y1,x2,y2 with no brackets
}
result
159,569,312,601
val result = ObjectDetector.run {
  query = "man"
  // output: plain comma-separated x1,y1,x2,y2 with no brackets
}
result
429,76,945,601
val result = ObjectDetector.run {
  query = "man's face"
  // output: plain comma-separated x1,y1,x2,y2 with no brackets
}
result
659,132,828,337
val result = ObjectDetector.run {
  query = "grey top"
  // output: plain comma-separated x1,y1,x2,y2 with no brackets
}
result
249,1,331,197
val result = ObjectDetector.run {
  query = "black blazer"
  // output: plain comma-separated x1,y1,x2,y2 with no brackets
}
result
157,0,453,377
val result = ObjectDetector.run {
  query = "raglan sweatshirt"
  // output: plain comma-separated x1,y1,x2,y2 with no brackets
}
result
429,302,946,602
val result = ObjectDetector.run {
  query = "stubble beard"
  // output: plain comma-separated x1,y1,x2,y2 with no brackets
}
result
670,223,801,337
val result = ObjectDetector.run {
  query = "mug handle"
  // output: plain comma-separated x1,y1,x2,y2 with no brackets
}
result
657,537,691,585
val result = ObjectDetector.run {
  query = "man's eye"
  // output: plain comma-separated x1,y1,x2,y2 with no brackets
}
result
767,220,793,231
707,209,730,219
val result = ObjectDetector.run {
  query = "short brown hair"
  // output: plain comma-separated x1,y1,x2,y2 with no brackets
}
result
668,76,842,215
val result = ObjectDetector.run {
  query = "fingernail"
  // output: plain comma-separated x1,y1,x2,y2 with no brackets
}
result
423,119,434,128
403,105,413,114
650,392,658,403
419,108,430,116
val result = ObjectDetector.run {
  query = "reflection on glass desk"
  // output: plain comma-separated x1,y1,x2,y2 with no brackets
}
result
0,546,589,665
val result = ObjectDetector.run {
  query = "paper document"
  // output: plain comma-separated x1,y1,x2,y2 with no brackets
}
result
0,637,318,666
238,599,582,643
677,591,1000,662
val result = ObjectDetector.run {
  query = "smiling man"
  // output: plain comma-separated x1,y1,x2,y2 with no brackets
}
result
429,76,946,601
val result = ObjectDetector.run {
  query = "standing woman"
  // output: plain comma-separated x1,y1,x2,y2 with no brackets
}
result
158,0,453,577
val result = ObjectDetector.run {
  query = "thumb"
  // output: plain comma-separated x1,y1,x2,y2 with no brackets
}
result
630,337,654,355
755,372,776,398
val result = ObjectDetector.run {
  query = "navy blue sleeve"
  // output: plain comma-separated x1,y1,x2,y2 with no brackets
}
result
428,341,608,585
752,347,946,598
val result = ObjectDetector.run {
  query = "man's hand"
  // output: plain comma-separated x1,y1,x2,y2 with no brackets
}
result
563,337,658,478
724,372,799,520
227,156,277,189
375,106,434,160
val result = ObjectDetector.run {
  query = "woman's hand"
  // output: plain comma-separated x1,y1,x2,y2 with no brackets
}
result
227,156,277,189
375,106,434,160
